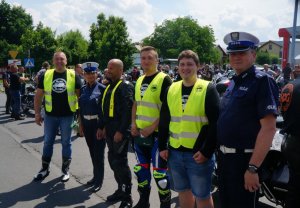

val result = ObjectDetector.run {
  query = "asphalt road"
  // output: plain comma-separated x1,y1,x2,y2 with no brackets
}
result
0,92,281,208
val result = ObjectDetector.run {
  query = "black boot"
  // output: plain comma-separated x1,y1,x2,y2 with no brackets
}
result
34,156,51,181
107,185,123,202
133,187,150,208
61,157,71,182
119,184,133,208
159,191,171,208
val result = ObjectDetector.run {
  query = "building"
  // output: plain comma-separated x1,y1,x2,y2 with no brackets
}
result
259,41,282,58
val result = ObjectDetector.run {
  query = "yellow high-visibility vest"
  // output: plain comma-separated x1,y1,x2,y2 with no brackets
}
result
44,69,77,113
135,72,166,131
102,80,122,117
168,79,209,149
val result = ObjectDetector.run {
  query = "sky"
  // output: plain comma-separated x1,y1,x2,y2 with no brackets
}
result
6,0,298,47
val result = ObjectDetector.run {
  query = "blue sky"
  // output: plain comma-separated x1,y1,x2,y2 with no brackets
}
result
6,0,297,47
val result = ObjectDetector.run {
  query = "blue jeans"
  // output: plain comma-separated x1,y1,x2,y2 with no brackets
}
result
168,149,215,199
42,114,74,159
10,90,21,116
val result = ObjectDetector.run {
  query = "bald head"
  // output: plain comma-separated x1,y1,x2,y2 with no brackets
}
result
108,59,124,70
107,59,124,82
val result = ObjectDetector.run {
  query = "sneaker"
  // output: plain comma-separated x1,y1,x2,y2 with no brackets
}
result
86,178,95,186
107,189,123,202
61,172,70,182
34,169,50,181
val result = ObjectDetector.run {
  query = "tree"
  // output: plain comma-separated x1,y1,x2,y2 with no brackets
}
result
57,30,89,65
270,54,279,64
256,51,270,65
20,22,57,71
143,16,219,63
88,13,135,70
0,0,33,45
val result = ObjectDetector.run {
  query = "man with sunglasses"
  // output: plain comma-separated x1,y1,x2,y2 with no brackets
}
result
217,32,279,208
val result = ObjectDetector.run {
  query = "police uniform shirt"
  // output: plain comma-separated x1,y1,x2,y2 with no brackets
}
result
217,66,279,149
79,82,105,118
38,70,82,116
159,83,220,158
280,77,300,137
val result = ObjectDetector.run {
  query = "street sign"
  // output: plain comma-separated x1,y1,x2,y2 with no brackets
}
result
9,50,18,59
8,59,21,65
24,58,34,68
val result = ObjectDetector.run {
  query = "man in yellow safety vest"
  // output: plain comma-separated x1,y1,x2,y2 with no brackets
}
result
131,46,172,208
33,51,82,182
159,50,220,208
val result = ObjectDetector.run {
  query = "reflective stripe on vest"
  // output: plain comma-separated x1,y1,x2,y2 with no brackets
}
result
135,72,166,131
102,80,122,117
44,69,77,113
167,79,209,149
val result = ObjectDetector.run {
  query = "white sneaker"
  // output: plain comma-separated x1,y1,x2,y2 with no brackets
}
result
61,172,70,182
34,169,50,181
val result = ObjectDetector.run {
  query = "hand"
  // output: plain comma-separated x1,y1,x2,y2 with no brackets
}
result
131,124,139,137
244,170,261,192
96,129,104,140
114,131,123,143
160,150,169,161
35,113,43,126
193,151,208,164
140,126,155,138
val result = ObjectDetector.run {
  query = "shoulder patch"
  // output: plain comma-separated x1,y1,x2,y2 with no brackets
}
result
255,70,267,79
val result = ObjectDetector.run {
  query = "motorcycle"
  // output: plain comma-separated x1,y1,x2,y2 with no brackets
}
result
21,84,35,113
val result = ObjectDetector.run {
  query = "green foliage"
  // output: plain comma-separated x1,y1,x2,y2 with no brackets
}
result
57,30,88,65
256,51,279,65
20,22,57,71
142,16,218,63
88,13,135,71
0,0,33,45
270,54,279,64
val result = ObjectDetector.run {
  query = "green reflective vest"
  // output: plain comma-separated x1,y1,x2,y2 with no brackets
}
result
168,79,209,149
135,72,166,131
44,69,77,113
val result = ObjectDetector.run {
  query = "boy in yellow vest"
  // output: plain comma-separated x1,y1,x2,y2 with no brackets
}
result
33,52,82,182
131,46,172,208
159,50,220,208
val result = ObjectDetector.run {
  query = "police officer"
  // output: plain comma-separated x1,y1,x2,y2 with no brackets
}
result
159,50,219,208
97,59,133,208
217,32,279,208
280,66,300,208
79,62,106,192
131,46,172,208
34,51,82,182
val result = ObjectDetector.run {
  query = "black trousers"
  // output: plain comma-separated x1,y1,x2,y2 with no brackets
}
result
283,135,300,208
5,88,11,112
82,119,106,186
106,125,132,189
217,151,260,208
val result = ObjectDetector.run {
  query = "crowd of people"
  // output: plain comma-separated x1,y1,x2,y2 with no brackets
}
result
1,31,300,208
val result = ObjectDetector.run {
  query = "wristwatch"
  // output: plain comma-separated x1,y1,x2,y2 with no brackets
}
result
247,164,258,174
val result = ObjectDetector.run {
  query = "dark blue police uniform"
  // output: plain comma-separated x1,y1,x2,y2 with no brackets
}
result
217,31,279,208
79,62,106,191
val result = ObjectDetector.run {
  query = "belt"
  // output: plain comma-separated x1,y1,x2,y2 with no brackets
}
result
219,145,253,154
83,115,98,120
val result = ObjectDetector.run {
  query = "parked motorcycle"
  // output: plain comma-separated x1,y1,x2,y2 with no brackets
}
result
21,84,35,113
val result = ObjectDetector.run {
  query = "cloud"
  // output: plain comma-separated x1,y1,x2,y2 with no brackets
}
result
24,0,154,42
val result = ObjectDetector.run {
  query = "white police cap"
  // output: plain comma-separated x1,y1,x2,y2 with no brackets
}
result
82,62,99,72
224,32,260,53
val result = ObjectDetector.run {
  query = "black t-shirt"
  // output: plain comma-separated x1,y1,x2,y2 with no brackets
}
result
158,82,220,158
9,73,21,90
137,72,172,102
2,72,10,89
38,70,82,116
281,78,300,137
